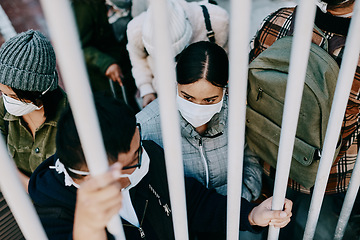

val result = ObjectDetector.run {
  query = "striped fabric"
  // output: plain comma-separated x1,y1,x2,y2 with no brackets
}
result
249,7,360,194
0,192,24,240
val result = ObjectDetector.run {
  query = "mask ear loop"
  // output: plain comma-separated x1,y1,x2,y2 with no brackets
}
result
40,75,56,96
38,71,57,99
223,86,228,96
67,167,90,176
35,73,56,107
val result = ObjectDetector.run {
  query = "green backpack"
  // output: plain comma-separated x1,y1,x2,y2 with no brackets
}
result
246,31,341,189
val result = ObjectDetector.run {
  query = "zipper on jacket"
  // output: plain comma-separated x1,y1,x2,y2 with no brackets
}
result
123,200,148,238
138,200,148,238
199,138,209,188
140,200,148,226
121,224,146,239
138,227,145,238
256,87,263,101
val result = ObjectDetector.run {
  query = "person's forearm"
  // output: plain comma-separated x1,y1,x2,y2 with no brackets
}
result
17,169,30,193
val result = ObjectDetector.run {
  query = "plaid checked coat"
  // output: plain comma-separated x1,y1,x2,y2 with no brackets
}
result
249,6,360,194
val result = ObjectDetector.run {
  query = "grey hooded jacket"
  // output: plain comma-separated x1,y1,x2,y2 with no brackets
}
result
136,96,262,201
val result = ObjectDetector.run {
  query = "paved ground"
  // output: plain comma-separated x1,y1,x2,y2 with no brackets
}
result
249,0,297,37
0,0,297,43
0,0,48,44
188,0,297,38
0,0,297,91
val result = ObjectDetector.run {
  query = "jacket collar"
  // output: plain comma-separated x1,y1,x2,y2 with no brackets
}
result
128,149,151,225
123,174,149,226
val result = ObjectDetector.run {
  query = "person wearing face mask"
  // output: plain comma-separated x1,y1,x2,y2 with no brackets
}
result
136,41,263,227
249,0,360,239
0,30,67,189
127,0,229,108
28,94,293,240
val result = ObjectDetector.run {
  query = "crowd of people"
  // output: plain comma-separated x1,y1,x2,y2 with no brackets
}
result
0,0,358,239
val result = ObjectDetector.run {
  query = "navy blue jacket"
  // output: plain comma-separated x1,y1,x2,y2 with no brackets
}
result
29,140,260,239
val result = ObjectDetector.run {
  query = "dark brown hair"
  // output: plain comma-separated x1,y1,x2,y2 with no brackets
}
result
176,41,228,88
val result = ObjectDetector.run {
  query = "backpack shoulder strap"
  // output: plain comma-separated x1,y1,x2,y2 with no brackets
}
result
288,6,329,51
200,5,216,43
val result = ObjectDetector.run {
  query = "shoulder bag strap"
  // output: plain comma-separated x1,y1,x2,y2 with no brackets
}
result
200,5,216,43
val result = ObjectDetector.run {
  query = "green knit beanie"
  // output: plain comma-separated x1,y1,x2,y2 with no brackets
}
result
0,29,58,93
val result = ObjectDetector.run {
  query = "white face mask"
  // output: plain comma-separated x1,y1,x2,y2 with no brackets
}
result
176,91,225,128
2,95,42,116
121,147,150,190
53,147,151,190
50,159,83,188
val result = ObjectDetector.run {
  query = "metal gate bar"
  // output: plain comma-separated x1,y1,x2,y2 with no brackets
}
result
226,0,251,239
148,0,189,239
303,0,360,239
0,137,47,239
39,0,126,238
267,0,317,239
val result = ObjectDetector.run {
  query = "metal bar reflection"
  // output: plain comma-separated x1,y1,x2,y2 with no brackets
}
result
226,0,251,239
303,1,360,239
38,0,126,239
151,0,189,239
268,0,317,239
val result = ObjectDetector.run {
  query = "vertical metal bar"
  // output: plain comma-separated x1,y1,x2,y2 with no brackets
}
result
226,0,251,239
267,0,317,239
109,79,118,98
334,148,360,240
303,1,360,238
0,139,47,240
120,86,128,105
38,0,126,239
151,0,189,239
0,4,16,40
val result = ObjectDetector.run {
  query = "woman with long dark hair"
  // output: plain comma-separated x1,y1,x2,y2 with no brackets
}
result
137,41,262,202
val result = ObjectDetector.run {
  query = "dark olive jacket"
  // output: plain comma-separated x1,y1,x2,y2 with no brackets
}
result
71,0,132,92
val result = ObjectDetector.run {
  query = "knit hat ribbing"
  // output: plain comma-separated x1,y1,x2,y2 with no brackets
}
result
0,29,58,92
142,0,192,57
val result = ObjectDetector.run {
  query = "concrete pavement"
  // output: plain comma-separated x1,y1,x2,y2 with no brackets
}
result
216,0,297,38
0,0,298,43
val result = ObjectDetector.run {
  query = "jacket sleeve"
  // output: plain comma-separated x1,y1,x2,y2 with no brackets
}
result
249,8,289,62
34,206,74,240
72,2,116,75
185,177,262,233
36,208,115,240
242,144,263,201
126,13,156,97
